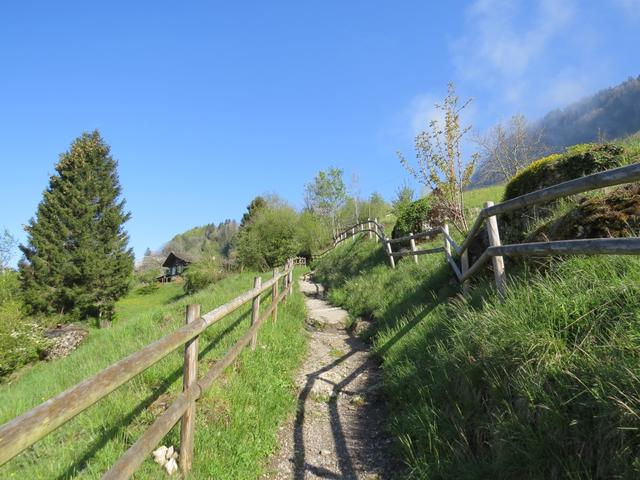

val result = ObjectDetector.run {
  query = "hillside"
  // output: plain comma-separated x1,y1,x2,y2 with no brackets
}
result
159,219,238,261
0,271,307,479
312,179,640,478
539,75,640,148
137,220,239,276
473,75,640,186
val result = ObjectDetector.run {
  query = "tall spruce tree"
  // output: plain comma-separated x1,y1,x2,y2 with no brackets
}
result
19,131,134,324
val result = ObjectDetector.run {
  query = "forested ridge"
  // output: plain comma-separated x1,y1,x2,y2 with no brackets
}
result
472,75,640,186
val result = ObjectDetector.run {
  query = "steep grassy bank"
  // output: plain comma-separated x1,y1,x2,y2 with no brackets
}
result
313,238,640,479
0,269,307,479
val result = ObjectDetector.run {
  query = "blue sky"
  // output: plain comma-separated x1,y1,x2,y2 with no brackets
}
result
1,0,639,264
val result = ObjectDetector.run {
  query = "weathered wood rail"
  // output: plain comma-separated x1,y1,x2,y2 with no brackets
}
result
323,162,640,295
0,260,298,478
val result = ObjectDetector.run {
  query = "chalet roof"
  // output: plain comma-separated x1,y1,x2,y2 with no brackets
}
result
162,251,194,268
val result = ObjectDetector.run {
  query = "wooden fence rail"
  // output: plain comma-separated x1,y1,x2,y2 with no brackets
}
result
0,260,297,479
323,162,640,294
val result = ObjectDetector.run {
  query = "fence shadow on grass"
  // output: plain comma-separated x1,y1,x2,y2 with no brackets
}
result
55,308,251,480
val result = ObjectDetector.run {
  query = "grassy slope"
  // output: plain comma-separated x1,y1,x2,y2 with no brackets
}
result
464,184,505,209
313,183,640,479
0,270,307,479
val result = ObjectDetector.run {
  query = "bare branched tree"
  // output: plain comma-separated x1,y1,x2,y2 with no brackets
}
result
398,82,477,233
349,172,361,224
0,228,17,272
304,167,347,235
474,114,547,183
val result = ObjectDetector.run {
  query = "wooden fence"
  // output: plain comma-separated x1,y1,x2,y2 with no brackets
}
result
0,260,298,478
324,162,640,294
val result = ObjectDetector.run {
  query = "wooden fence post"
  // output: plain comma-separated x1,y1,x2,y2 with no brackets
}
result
410,232,418,264
460,250,469,295
484,201,506,296
368,218,372,240
288,262,293,295
180,304,200,474
272,268,279,323
283,265,289,304
251,276,261,350
375,218,379,242
385,237,396,269
442,223,452,260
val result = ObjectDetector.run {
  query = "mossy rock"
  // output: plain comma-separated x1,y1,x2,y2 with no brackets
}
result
504,143,625,201
526,183,640,242
501,143,626,243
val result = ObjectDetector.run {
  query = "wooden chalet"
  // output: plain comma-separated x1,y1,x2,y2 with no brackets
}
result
156,252,192,283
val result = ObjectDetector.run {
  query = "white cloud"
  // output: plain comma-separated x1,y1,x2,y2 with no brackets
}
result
404,90,478,138
544,74,591,109
407,94,441,135
613,0,640,20
452,0,575,99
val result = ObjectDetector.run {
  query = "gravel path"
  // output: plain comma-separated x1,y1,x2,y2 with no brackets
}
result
265,275,395,480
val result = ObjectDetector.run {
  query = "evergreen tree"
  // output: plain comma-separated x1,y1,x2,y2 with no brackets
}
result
19,131,134,324
240,196,266,228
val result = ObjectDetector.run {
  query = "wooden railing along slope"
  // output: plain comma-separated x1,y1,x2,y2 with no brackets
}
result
322,162,640,294
0,260,299,479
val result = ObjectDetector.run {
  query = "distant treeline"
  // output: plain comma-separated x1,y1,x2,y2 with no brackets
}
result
539,75,640,148
160,220,238,261
473,75,640,186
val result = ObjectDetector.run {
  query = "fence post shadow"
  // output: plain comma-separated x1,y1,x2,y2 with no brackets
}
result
54,308,251,480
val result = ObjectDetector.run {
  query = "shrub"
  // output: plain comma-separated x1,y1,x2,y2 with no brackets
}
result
236,207,301,270
0,271,21,305
0,271,49,376
0,301,49,376
183,257,226,294
296,210,332,258
392,197,437,239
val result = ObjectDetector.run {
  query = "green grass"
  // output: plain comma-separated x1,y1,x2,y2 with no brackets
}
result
464,183,505,211
380,213,398,234
616,131,640,163
115,282,184,321
0,269,308,479
314,223,640,478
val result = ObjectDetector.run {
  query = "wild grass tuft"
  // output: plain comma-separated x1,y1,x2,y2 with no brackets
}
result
0,269,308,479
314,236,640,479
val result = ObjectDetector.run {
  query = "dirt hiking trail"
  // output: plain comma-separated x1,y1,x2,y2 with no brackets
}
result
266,275,396,480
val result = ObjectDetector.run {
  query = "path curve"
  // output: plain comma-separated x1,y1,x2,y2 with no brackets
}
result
266,275,394,480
